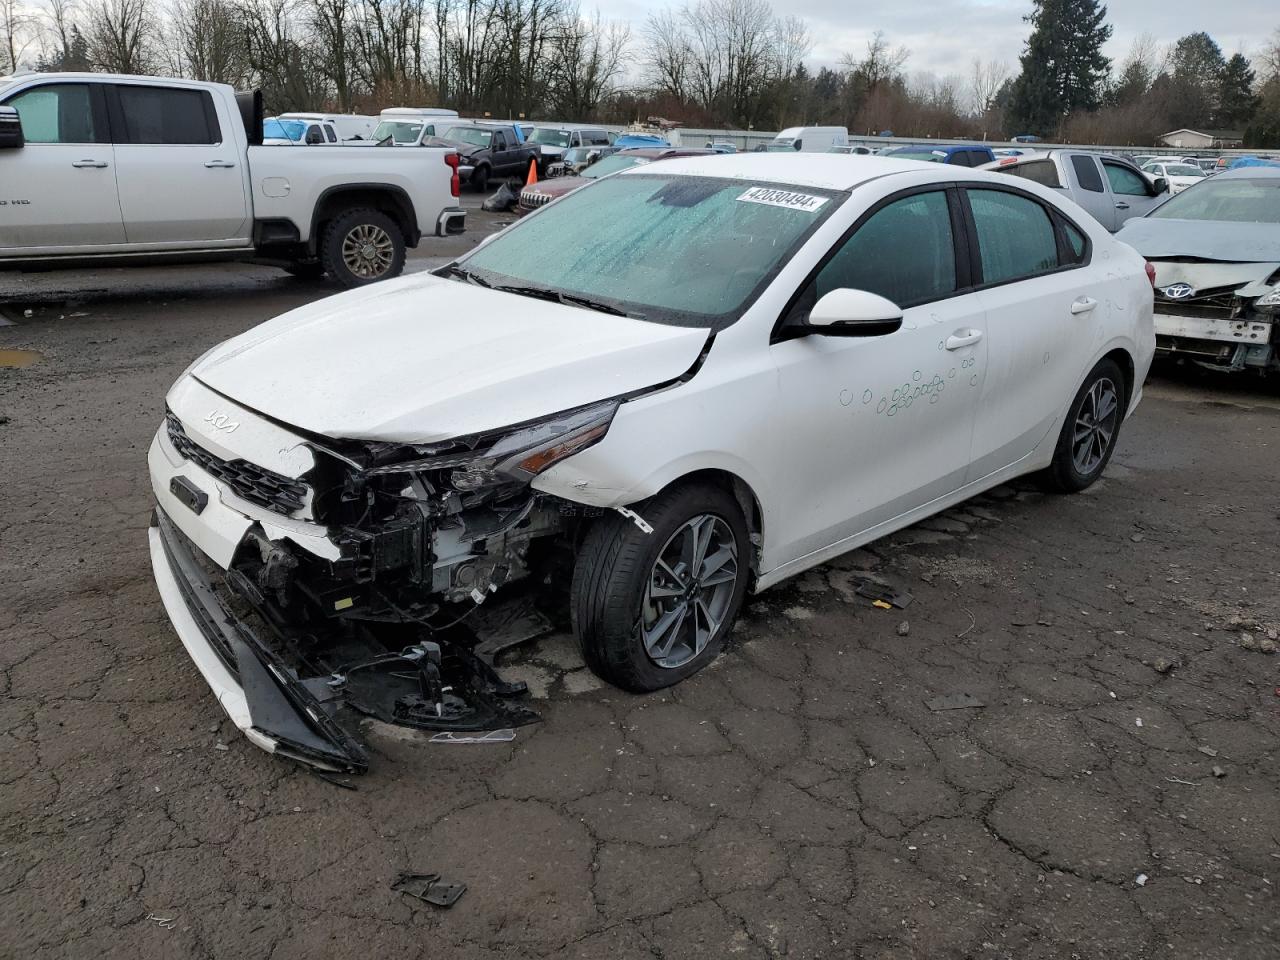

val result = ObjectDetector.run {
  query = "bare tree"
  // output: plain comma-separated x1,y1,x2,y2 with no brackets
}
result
643,7,690,103
166,0,248,82
83,0,153,72
970,58,1009,114
1,0,38,71
547,10,626,118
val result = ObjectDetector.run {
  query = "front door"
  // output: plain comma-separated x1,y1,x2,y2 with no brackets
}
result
0,81,124,254
768,187,988,567
109,83,250,245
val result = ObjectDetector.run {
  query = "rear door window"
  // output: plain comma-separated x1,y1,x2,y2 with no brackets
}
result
1102,161,1150,196
966,188,1059,284
324,125,337,142
1070,155,1104,192
1003,160,1061,187
114,85,219,144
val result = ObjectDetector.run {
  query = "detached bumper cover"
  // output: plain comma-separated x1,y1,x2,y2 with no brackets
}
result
148,508,368,773
1153,312,1273,345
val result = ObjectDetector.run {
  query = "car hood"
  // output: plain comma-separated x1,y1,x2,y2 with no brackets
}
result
1147,258,1280,299
190,273,710,443
1116,216,1280,262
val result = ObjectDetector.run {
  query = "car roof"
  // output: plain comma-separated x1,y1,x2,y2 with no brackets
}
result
617,147,714,159
1216,166,1280,180
618,153,984,191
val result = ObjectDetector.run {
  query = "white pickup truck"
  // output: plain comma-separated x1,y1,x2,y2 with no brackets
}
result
0,72,465,286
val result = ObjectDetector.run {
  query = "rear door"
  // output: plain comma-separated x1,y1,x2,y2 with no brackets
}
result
1064,153,1115,230
0,80,125,253
110,82,250,245
964,185,1102,479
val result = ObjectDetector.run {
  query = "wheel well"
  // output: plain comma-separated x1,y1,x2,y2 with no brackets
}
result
654,469,764,574
1102,347,1135,408
311,187,416,251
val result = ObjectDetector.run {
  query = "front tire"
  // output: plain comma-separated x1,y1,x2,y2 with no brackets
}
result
1043,357,1126,492
572,483,750,692
319,208,405,288
471,164,490,192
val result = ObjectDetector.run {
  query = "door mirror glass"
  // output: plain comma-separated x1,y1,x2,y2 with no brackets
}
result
806,288,903,337
1153,177,1168,194
0,106,24,149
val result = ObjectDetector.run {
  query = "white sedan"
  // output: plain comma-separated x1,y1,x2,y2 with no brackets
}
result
1142,161,1208,193
148,155,1154,769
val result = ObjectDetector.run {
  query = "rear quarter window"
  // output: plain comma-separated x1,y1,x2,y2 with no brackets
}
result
1002,160,1062,188
1070,155,1104,192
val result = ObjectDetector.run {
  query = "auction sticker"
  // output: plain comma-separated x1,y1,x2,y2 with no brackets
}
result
737,187,829,212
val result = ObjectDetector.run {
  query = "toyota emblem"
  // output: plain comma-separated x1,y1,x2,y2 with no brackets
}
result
1159,283,1195,300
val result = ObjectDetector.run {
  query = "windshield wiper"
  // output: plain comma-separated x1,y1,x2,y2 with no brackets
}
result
436,263,491,287
492,283,637,318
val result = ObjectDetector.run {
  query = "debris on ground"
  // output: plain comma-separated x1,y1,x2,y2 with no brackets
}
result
481,182,518,212
855,578,913,608
1135,873,1148,887
1212,765,1227,778
871,600,892,610
1197,746,1219,757
145,912,177,930
428,729,516,744
392,872,466,908
1151,657,1176,674
896,621,911,636
924,692,985,712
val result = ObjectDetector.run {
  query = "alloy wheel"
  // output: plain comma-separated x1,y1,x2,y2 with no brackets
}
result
341,223,394,279
1071,376,1119,475
640,514,740,669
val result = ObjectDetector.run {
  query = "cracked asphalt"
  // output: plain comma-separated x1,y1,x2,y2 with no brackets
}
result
2,212,1279,958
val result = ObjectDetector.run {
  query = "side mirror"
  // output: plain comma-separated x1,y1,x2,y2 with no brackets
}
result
1153,176,1168,194
586,150,600,165
805,288,903,337
0,106,24,149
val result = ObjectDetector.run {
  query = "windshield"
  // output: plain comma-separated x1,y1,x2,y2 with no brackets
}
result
530,128,571,147
442,126,492,148
1149,177,1280,223
1161,163,1205,177
454,174,841,328
582,155,647,179
765,139,796,152
263,119,305,142
887,148,947,162
372,120,422,144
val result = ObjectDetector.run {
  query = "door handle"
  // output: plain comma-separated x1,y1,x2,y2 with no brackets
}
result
72,159,108,168
1070,296,1098,315
1114,201,1130,209
945,330,984,350
204,160,236,168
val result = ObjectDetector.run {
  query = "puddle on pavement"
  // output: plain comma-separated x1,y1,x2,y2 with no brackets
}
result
0,348,43,368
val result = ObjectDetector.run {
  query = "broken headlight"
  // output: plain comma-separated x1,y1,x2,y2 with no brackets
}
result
365,400,619,489
1255,286,1280,314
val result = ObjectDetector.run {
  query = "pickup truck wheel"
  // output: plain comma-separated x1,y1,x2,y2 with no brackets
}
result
470,165,490,192
321,208,405,287
572,483,750,692
1042,357,1126,493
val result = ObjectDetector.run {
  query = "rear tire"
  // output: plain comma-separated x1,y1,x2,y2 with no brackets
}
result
572,483,750,692
319,208,405,288
1042,357,1126,493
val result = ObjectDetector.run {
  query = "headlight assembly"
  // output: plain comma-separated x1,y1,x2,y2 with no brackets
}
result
363,399,619,489
1255,287,1280,313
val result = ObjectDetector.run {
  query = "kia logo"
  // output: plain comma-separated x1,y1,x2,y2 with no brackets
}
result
1159,283,1195,300
204,410,240,433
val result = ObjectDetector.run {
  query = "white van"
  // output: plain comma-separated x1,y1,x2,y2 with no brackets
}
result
766,126,848,153
371,107,460,146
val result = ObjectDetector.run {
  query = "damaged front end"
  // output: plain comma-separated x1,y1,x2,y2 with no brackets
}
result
148,382,620,772
1148,263,1280,374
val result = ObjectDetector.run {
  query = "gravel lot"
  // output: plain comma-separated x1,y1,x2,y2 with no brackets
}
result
2,206,1278,959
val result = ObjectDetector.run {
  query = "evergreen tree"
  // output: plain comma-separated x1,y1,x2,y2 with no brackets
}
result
1007,0,1112,136
1166,32,1225,128
1216,53,1259,128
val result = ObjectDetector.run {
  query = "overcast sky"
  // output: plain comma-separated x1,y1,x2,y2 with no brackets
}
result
593,0,1261,80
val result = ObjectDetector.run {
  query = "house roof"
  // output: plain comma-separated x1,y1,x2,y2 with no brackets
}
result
1160,128,1245,140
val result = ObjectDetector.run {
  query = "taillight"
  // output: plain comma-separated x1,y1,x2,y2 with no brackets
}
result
444,152,460,198
1144,261,1156,287
999,157,1018,165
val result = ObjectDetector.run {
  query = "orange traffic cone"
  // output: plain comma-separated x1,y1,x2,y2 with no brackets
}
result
526,158,538,186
